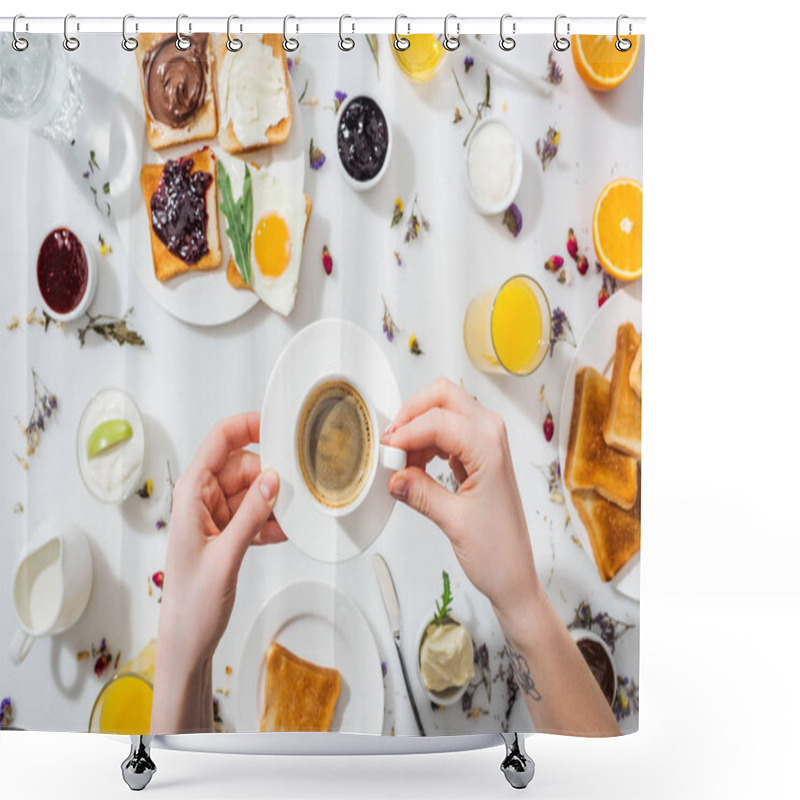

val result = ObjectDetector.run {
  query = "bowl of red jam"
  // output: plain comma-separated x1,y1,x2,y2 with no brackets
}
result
36,227,97,322
336,94,392,192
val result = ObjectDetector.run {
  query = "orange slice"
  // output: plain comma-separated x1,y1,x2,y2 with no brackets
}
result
593,178,642,281
571,35,641,91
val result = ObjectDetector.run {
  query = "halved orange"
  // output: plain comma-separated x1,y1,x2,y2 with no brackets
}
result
593,178,642,281
571,35,641,91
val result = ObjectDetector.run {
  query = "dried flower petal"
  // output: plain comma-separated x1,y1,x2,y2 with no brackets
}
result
464,56,474,73
98,234,112,256
408,334,423,355
381,295,400,343
152,571,164,589
543,412,554,442
544,51,563,85
137,478,153,499
334,90,347,112
567,228,578,260
544,255,564,272
77,650,90,662
393,251,402,267
549,307,576,356
226,665,233,676
322,245,333,275
404,195,430,243
577,254,589,275
309,139,326,171
453,106,462,124
94,652,112,677
155,519,167,531
502,203,522,237
77,308,144,348
7,315,19,331
391,197,404,227
0,697,14,729
535,126,560,171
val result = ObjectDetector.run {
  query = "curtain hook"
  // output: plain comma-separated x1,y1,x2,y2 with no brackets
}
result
443,14,460,51
227,15,243,52
553,14,570,52
499,13,516,51
339,14,355,51
616,15,632,51
175,14,191,51
12,14,29,52
283,15,299,52
122,14,138,51
63,13,80,51
394,15,410,51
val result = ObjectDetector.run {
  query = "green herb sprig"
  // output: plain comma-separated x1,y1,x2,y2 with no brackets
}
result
217,160,253,285
433,571,454,625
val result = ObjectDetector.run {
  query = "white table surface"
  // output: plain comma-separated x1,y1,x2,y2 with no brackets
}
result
0,33,642,738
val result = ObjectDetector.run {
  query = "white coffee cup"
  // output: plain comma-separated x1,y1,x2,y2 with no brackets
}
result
296,374,406,517
9,517,93,665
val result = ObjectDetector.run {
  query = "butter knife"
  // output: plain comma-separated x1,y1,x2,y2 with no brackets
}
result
372,553,426,737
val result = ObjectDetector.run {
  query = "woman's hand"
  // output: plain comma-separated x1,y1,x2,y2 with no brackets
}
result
383,378,539,624
151,412,284,733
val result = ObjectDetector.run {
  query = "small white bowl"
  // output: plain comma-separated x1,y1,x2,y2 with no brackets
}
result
335,94,392,192
569,628,618,704
36,227,97,323
465,117,523,215
415,613,474,707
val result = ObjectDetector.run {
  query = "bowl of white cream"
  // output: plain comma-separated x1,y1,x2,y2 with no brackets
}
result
465,118,523,215
77,388,145,504
416,613,475,706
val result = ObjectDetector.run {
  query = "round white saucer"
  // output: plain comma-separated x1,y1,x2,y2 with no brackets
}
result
260,319,403,563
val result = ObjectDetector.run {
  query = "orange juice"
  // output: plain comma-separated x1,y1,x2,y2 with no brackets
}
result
390,34,446,82
463,276,551,376
90,638,156,734
97,675,153,734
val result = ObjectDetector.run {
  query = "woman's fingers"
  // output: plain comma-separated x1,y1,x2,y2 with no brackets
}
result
250,519,288,546
449,455,468,485
192,412,261,475
222,469,280,569
386,377,476,434
384,406,475,469
217,449,261,496
388,466,462,534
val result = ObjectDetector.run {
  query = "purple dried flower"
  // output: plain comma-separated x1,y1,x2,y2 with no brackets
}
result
464,56,474,73
334,90,348,112
0,696,13,728
381,296,400,343
549,307,576,357
535,127,560,171
286,57,293,73
502,203,522,237
309,139,326,171
155,519,167,531
544,51,563,85
381,661,387,678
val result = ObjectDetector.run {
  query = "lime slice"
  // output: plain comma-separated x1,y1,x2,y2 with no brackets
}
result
87,419,133,459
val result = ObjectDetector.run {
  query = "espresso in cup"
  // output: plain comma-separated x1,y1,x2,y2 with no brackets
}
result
297,380,375,510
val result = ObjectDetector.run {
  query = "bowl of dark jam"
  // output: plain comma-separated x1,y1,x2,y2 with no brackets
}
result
36,227,97,323
570,628,617,706
336,94,392,191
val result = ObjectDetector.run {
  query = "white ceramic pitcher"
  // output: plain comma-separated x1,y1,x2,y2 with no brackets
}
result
9,517,93,665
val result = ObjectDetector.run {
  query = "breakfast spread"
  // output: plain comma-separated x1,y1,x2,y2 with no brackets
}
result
216,34,292,153
37,227,91,316
337,96,390,184
137,33,217,149
77,388,145,504
565,322,642,581
260,642,342,732
419,621,475,694
140,147,222,280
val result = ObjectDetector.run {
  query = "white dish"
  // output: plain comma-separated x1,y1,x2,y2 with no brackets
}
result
335,94,392,192
109,48,305,326
235,581,384,735
465,117,523,215
557,286,642,602
260,319,403,563
415,613,473,707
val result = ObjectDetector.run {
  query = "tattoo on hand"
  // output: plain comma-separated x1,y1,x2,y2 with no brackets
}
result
505,639,542,702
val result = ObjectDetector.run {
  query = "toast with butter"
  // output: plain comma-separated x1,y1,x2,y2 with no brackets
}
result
260,642,342,733
604,323,642,459
216,34,292,154
629,341,642,399
564,367,639,510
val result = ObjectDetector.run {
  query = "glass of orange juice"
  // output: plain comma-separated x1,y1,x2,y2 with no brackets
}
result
390,34,447,82
463,275,551,376
89,639,156,734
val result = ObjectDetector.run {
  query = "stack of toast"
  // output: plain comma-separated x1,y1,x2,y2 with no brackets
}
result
260,642,342,732
565,322,642,581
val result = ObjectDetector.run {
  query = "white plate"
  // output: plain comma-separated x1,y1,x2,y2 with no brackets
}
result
109,46,305,326
558,286,642,601
235,581,384,734
260,319,403,563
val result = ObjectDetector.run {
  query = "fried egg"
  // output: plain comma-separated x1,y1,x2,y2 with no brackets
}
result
217,150,307,316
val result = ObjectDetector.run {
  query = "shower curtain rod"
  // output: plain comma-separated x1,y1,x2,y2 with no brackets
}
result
0,15,646,36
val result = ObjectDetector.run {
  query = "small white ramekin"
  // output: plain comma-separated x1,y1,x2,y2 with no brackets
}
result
37,227,97,323
465,117,523,215
415,613,474,707
335,94,393,192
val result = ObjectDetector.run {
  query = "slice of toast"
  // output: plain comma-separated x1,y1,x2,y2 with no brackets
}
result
565,367,639,510
140,147,222,282
604,323,642,459
216,33,292,154
226,194,312,290
136,33,217,151
260,642,342,733
629,341,642,399
571,490,641,582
